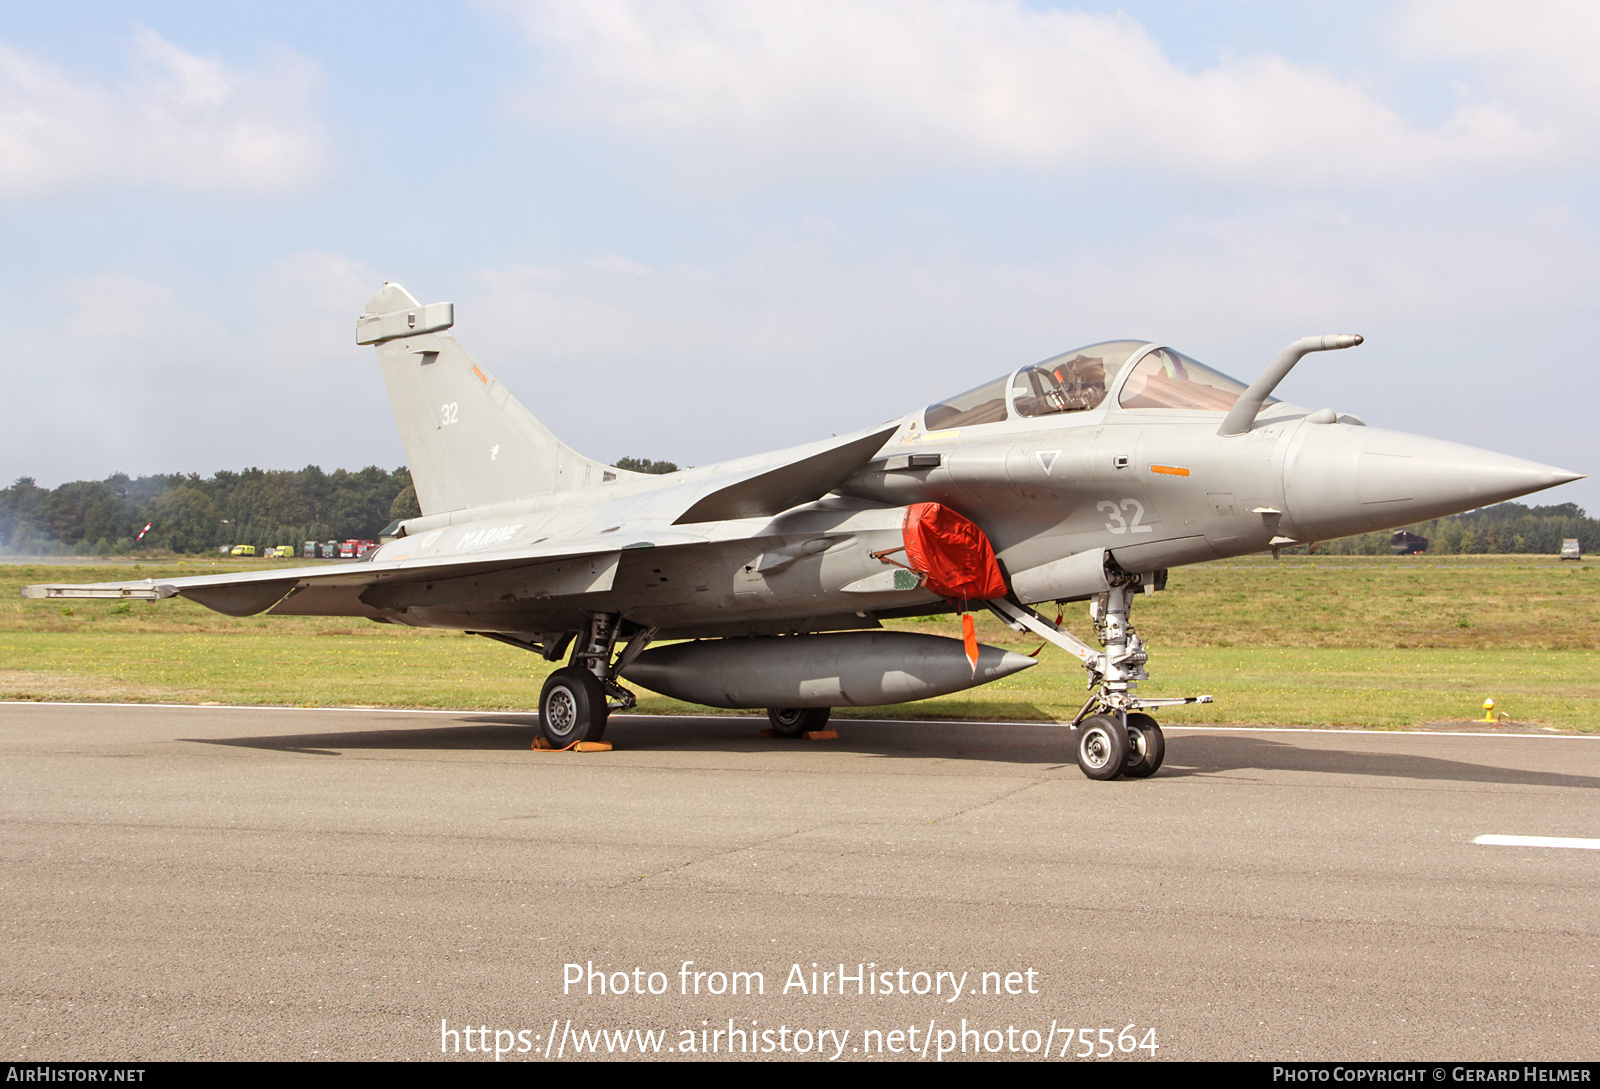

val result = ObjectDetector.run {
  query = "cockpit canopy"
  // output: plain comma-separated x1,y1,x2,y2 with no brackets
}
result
1118,347,1268,411
921,340,1270,430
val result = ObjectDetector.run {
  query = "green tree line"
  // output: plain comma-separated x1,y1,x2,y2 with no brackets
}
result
1284,501,1594,556
0,467,420,555
1,462,1586,558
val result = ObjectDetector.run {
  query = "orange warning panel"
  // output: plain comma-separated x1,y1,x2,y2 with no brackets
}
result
1150,464,1190,476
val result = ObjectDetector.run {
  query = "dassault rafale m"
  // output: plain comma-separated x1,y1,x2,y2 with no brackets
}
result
24,284,1582,779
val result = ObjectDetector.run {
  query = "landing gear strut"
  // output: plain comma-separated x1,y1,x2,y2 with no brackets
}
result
989,573,1210,781
536,613,654,747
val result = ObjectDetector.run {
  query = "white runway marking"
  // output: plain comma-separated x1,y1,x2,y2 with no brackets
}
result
1474,835,1600,850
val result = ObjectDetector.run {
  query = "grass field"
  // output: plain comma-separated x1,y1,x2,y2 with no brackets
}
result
2,554,1596,730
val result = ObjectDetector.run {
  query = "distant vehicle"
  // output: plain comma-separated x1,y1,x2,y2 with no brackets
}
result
1390,530,1429,555
1561,538,1582,561
303,541,318,559
267,546,296,559
339,539,378,559
229,545,257,557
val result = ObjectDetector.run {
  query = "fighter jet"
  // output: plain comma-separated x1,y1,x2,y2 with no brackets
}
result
23,284,1582,779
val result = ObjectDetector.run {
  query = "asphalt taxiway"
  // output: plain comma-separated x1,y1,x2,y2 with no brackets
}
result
3,702,1596,1061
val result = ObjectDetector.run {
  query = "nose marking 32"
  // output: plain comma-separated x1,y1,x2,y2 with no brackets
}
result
1099,498,1154,534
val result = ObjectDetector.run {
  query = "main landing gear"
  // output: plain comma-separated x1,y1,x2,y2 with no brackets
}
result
765,706,832,738
539,668,608,745
988,575,1208,781
537,613,654,747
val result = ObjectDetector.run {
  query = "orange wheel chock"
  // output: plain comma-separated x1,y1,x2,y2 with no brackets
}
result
531,737,614,752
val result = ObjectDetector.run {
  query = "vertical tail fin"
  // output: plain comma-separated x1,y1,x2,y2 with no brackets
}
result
357,283,629,515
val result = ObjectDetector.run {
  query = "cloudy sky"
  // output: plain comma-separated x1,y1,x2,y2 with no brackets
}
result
3,1,1596,509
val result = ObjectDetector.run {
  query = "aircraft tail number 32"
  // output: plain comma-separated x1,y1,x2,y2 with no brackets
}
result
1099,498,1153,534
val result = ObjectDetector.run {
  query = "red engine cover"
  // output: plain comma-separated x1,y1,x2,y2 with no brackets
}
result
902,502,1008,604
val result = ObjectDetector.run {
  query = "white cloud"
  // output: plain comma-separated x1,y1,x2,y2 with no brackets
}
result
1393,0,1600,133
7,212,1592,496
459,205,1600,376
4,259,403,486
255,251,382,369
58,273,187,339
497,0,1555,187
424,188,1599,473
1008,202,1600,343
0,28,329,198
586,254,650,275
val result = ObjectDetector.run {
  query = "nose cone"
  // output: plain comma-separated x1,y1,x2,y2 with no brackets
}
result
1284,425,1583,540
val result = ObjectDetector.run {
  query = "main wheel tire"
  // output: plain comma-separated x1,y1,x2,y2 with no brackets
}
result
766,707,831,738
1076,713,1130,780
539,667,609,746
1121,712,1166,778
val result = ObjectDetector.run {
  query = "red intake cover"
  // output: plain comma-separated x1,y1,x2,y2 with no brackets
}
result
902,502,1008,603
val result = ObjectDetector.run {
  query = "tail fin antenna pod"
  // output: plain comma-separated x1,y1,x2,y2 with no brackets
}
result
355,285,455,344
357,283,632,516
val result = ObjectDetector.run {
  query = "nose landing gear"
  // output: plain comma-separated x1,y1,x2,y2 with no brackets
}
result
989,575,1208,780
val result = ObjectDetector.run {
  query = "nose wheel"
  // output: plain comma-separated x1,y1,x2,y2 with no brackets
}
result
1075,712,1166,780
1075,714,1128,780
1121,712,1166,778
